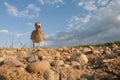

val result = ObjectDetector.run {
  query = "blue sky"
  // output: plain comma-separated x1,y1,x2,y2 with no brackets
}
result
0,0,120,48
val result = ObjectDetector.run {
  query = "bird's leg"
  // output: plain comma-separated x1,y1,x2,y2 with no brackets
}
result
38,42,41,48
33,43,35,47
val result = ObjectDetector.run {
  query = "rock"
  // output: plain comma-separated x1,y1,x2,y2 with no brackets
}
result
83,47,92,53
37,50,47,56
104,47,112,54
70,53,88,66
44,69,55,80
66,69,78,80
57,60,64,66
104,50,111,54
53,72,59,80
105,53,117,59
19,51,28,57
71,61,80,69
89,46,94,50
50,61,55,67
0,75,7,80
0,57,4,62
60,52,70,60
26,54,39,63
111,43,118,50
0,54,5,62
3,58,21,67
50,60,64,67
55,52,61,58
57,46,68,52
37,50,48,60
64,64,70,68
90,47,101,54
5,50,14,55
80,78,88,80
103,59,114,63
26,61,50,73
67,76,76,80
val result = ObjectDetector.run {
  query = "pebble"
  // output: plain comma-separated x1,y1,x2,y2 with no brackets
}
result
83,48,92,53
64,64,70,68
57,60,64,66
50,60,64,67
112,43,118,50
44,69,55,80
71,61,80,68
26,61,50,73
3,58,22,67
70,52,88,66
0,57,5,62
26,54,39,62
5,50,14,55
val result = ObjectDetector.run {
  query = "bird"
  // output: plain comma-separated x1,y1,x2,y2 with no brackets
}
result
31,22,45,47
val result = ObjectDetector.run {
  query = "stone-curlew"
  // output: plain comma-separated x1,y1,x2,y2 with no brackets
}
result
31,22,45,47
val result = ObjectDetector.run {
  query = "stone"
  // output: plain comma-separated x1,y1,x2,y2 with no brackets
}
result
57,60,64,66
102,47,111,54
89,46,94,50
3,58,21,67
112,43,118,50
5,50,14,55
64,64,70,68
0,57,4,62
50,60,64,67
44,69,55,80
19,51,27,56
26,61,50,73
67,76,76,80
80,78,88,80
70,53,88,66
37,50,48,60
104,50,111,54
105,53,117,59
0,57,4,66
26,54,39,63
83,47,92,53
55,52,61,58
58,46,68,51
50,61,55,67
71,61,80,68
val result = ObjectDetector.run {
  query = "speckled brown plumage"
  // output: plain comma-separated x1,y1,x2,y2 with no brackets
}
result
31,22,45,47
31,29,45,43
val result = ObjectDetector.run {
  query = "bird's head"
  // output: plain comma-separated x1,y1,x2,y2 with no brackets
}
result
35,22,42,29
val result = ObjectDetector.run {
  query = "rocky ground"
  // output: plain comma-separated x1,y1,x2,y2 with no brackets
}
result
0,43,120,80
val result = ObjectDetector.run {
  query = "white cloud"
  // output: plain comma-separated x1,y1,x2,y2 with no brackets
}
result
4,2,41,19
38,0,64,5
117,15,120,21
97,0,109,6
78,2,84,6
42,0,120,47
67,15,91,29
27,22,34,26
4,2,18,16
0,29,29,37
10,32,24,37
84,1,97,11
77,0,110,11
77,0,97,11
38,0,64,7
38,0,44,4
0,29,9,33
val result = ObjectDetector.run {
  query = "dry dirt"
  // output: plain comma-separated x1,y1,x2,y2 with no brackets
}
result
0,45,120,80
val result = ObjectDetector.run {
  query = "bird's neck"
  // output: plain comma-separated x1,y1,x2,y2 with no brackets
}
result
36,28,41,31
